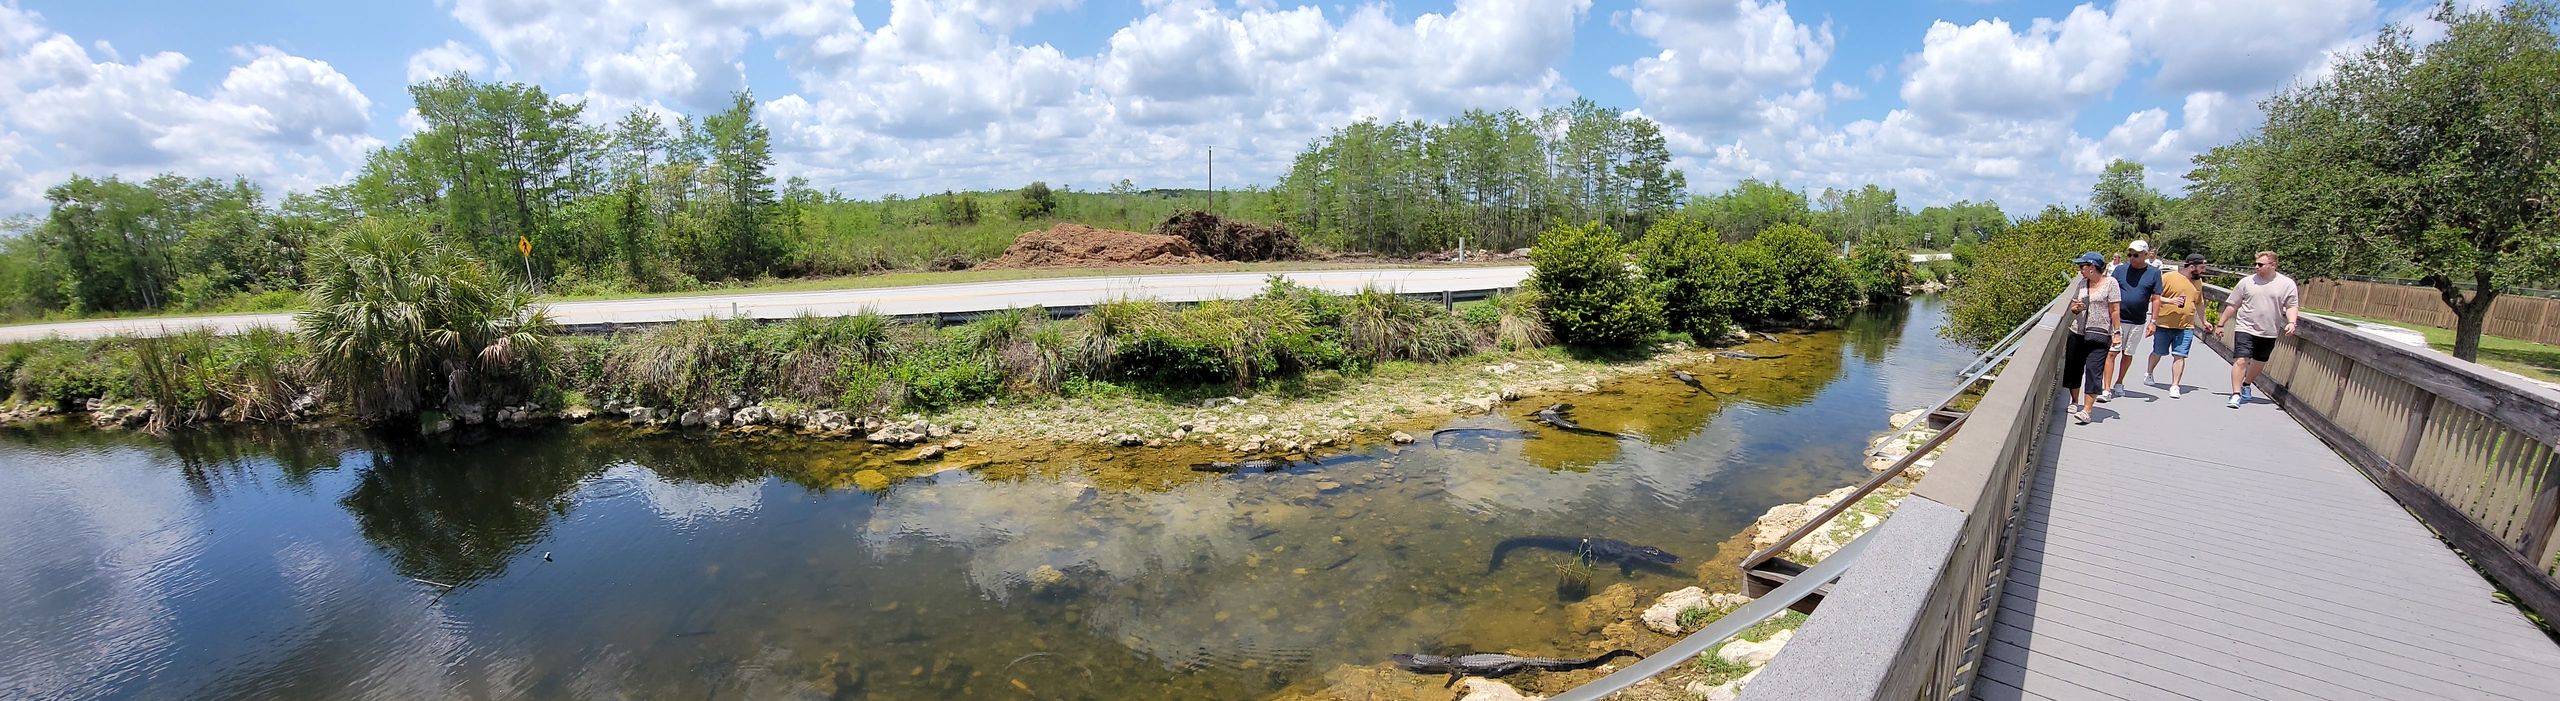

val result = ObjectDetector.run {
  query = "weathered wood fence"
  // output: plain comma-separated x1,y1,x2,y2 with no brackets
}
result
2296,277,2560,346
2203,284,2560,618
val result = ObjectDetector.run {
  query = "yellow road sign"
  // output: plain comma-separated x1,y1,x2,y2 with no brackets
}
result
518,236,531,257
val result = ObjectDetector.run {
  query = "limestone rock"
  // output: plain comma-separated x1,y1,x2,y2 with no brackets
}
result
1456,678,1543,701
1716,629,1794,667
1117,433,1144,447
1247,414,1270,428
1642,586,1714,634
703,407,731,427
679,409,704,428
1389,431,1415,445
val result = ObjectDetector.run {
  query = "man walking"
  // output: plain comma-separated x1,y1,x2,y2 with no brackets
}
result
2216,250,2300,409
2145,254,2208,398
2102,241,2161,401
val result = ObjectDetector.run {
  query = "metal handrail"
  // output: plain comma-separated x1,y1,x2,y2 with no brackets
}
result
1953,311,2041,380
1548,530,1878,701
1742,414,1969,571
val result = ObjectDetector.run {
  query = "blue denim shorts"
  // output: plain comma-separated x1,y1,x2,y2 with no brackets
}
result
2151,327,2194,358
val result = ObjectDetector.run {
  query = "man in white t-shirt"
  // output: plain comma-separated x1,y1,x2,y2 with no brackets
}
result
2213,250,2300,409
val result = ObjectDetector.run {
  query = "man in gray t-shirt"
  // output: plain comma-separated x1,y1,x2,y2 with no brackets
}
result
2213,250,2299,409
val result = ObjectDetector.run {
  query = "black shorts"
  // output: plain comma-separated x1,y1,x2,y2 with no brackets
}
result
2234,333,2278,362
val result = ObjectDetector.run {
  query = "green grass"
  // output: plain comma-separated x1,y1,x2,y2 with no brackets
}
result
2310,311,2560,384
1688,609,1810,685
540,260,1509,303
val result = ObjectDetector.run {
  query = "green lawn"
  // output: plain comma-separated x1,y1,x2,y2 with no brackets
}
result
2311,310,2560,384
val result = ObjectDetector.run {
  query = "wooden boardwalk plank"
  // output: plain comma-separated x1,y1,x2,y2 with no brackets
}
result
1974,346,2560,701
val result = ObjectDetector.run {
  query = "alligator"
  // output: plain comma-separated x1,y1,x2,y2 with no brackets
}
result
1391,649,1641,686
1715,350,1788,360
1487,535,1681,576
1431,427,1536,449
1758,331,1786,344
1670,369,1710,393
1534,404,1625,438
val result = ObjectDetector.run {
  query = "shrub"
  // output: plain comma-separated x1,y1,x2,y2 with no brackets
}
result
1011,181,1058,220
890,336,1001,411
1849,241,1918,303
1750,223,1859,325
1942,211,2116,348
1638,215,1741,344
7,339,132,406
298,217,554,419
1529,221,1662,348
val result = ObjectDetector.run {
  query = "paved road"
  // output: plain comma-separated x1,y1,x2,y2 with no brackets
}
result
0,267,1533,341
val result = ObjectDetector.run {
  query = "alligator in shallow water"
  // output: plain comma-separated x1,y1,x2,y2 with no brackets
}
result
1430,427,1536,448
1715,350,1788,360
1533,404,1626,438
1391,649,1641,685
1670,369,1709,393
1487,535,1681,576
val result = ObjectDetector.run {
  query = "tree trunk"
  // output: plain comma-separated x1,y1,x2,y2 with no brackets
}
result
2435,271,2498,362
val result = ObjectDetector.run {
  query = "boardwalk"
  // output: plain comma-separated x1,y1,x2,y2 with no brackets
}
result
1976,347,2560,700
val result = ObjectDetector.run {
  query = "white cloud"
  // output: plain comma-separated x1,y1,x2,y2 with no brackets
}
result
405,40,490,83
2114,0,2376,93
1613,0,1833,132
0,7,378,211
1900,5,2135,122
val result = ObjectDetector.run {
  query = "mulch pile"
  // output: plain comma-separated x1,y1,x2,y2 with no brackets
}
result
979,224,1214,269
1154,211,1308,262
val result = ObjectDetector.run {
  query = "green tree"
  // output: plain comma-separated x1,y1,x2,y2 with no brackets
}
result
1748,223,1859,325
699,90,782,279
2245,0,2560,361
296,217,554,420
1530,221,1661,348
1013,181,1059,220
2091,159,2166,239
1815,184,1908,246
1910,200,2008,249
1941,211,2115,348
1848,241,1918,304
1637,214,1740,344
1687,180,1810,241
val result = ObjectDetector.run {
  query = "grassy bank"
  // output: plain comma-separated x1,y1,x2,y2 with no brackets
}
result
2308,311,2560,384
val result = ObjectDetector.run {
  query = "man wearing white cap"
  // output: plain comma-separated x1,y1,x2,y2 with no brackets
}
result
2101,240,2163,401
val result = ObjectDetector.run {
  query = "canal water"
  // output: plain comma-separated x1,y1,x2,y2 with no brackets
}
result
0,297,1967,700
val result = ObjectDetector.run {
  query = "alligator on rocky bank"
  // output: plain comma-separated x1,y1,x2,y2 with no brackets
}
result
1391,649,1642,686
1486,535,1680,576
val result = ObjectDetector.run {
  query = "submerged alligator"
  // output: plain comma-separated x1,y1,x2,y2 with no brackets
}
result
1391,649,1642,685
1487,535,1681,575
1715,350,1788,360
1533,404,1626,438
1430,427,1537,449
1670,369,1711,393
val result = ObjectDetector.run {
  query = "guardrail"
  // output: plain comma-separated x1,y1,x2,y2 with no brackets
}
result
1738,295,2070,700
2199,283,2560,618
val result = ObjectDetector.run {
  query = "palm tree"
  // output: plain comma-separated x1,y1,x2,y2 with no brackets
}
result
296,217,554,420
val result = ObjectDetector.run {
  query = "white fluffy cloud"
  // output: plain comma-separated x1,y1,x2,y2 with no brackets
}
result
1900,5,2135,122
2114,0,2376,93
1613,0,1834,130
0,7,377,211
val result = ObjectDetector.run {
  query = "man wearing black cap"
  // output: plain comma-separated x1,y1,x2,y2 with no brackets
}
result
2144,254,2209,398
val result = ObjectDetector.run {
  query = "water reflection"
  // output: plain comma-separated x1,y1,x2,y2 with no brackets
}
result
0,298,1966,701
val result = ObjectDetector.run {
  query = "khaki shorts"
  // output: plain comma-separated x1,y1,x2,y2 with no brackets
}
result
2111,321,2146,354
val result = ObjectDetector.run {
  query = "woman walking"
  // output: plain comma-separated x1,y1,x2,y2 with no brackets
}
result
2062,252,2121,425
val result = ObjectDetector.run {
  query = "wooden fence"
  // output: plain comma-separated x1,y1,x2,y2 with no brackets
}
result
2297,277,2560,346
2205,285,2560,617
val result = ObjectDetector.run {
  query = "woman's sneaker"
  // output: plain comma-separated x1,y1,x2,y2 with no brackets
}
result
2072,408,2090,425
2169,386,2182,399
2227,394,2242,409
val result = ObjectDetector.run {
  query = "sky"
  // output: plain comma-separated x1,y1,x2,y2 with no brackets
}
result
0,0,2483,216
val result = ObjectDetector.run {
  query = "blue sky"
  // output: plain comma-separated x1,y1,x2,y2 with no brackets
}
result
0,1,2453,215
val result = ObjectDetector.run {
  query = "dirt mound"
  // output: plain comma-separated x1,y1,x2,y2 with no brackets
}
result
981,223,1214,269
1154,211,1308,262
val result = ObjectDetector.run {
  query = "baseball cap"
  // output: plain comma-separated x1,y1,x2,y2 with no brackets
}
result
2128,240,2150,253
2073,252,2106,266
2183,253,2208,266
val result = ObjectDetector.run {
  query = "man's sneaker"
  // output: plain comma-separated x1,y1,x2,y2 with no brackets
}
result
2095,390,2113,403
2240,385,2255,402
2169,386,2182,399
2227,394,2242,409
2072,408,2090,425
2144,373,2157,387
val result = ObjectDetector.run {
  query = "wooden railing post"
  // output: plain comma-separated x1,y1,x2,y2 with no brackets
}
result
2395,393,2434,473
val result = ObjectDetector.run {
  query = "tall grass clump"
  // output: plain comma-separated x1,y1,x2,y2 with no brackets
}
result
297,217,556,420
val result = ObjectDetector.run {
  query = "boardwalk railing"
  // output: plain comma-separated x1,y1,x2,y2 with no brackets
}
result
2200,283,2560,618
1738,295,2072,700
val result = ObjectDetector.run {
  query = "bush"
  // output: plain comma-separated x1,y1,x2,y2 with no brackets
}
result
6,339,132,406
1638,215,1741,344
1942,211,2117,348
298,217,554,419
1849,241,1917,303
890,336,1002,411
1012,181,1058,220
1530,221,1662,348
1748,223,1859,325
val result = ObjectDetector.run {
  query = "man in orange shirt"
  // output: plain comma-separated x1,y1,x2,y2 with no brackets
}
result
2144,254,2208,398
